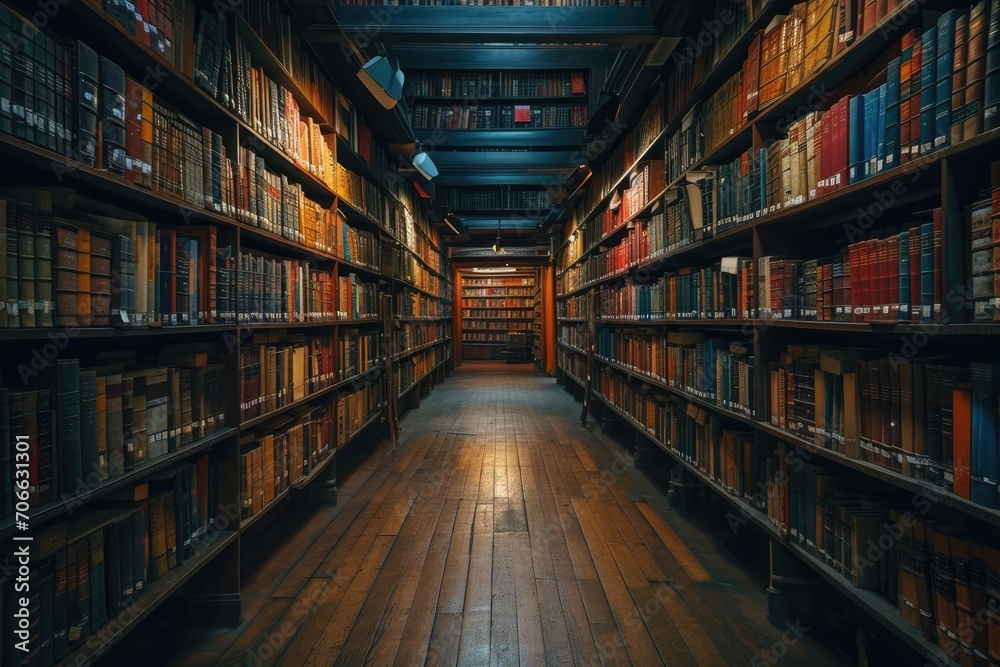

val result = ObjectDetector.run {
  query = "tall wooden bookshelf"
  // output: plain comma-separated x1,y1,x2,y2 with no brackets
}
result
460,271,538,362
555,1,1000,665
0,1,451,665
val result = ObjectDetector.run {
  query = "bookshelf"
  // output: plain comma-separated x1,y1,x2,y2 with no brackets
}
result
460,271,539,362
555,1,1000,665
0,1,452,665
406,68,590,131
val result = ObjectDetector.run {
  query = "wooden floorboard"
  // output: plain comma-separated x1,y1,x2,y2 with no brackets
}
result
169,370,849,667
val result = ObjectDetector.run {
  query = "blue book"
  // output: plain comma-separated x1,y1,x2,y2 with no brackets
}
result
935,45,955,150
985,71,1000,132
919,221,934,323
919,28,937,156
885,58,901,170
970,363,1000,508
936,8,961,55
849,94,865,183
864,93,877,178
875,84,887,174
898,232,910,322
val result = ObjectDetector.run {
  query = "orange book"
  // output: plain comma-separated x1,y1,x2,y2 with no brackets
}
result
953,384,972,499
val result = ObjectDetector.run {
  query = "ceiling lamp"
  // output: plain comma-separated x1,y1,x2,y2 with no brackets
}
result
358,55,404,109
412,150,438,180
493,219,505,254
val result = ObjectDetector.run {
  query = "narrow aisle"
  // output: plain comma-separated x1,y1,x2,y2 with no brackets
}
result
173,371,847,666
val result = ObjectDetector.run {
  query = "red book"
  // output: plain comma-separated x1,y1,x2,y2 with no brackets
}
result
514,105,531,123
571,72,585,95
861,240,874,322
862,0,877,35
124,76,144,184
952,385,972,499
134,0,150,47
836,97,849,191
850,242,863,322
888,234,901,321
820,109,833,196
900,98,912,163
875,239,888,322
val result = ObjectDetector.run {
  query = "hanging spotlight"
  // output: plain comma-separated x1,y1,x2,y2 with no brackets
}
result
358,55,404,109
493,219,505,254
411,150,438,180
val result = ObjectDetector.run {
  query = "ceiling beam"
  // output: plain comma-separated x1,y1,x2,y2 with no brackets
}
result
428,150,578,170
310,7,659,44
388,45,607,69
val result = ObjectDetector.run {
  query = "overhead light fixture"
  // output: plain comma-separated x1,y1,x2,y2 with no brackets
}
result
473,267,518,273
412,150,438,181
493,218,505,254
443,212,463,236
358,55,404,109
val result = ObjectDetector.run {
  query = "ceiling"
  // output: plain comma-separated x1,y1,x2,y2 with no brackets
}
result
285,0,691,253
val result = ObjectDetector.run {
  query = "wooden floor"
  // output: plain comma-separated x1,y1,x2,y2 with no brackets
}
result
169,371,848,667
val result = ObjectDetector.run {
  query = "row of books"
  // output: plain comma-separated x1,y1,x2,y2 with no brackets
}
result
569,160,666,264
557,219,645,293
583,90,665,214
383,246,445,295
595,331,756,418
664,0,767,124
230,37,337,185
395,347,450,395
410,104,589,130
101,0,195,72
334,383,382,450
464,332,512,342
336,164,390,228
235,146,336,243
1,457,213,667
463,321,533,331
463,309,534,319
589,356,1000,661
392,321,448,356
235,263,369,324
594,259,753,321
755,217,943,324
241,403,329,520
405,70,585,98
768,345,1000,508
0,350,226,517
339,329,381,380
461,298,532,308
741,0,844,123
557,322,587,351
556,294,590,320
557,349,588,382
238,336,326,422
193,8,338,186
786,462,1000,660
396,289,450,319
237,0,338,126
462,286,535,297
463,277,533,287
438,189,552,211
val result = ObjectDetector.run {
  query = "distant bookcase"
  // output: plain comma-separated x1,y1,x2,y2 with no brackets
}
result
461,272,539,362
